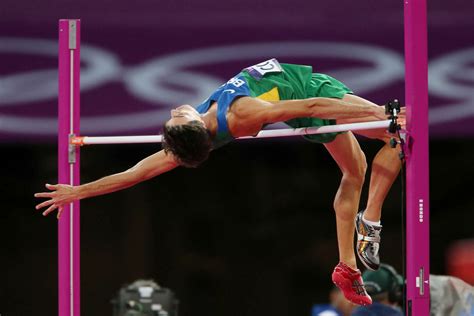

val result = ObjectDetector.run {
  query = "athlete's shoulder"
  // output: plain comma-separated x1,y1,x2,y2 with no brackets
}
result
195,75,251,113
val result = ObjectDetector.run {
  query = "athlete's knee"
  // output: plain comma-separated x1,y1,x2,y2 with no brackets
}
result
342,151,367,185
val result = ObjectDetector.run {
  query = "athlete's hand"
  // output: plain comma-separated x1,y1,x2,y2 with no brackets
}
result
399,106,406,116
397,108,406,129
34,183,78,219
381,106,406,134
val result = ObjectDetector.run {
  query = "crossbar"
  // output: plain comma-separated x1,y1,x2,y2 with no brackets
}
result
71,120,391,145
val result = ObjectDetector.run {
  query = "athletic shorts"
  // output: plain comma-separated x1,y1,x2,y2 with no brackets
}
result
284,73,353,143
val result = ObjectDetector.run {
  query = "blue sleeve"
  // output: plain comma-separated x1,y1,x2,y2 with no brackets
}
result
311,304,341,316
351,307,373,316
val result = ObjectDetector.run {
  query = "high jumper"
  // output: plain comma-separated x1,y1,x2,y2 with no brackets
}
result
35,58,405,306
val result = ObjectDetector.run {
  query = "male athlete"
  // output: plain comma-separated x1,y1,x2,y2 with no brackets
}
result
35,59,403,306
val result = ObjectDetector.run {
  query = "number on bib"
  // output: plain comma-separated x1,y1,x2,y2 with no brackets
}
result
227,77,246,87
245,58,283,80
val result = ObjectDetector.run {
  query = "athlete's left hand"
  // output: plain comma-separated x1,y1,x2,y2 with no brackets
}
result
34,183,77,219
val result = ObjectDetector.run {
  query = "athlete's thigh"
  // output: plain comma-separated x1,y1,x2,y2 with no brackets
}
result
324,131,366,176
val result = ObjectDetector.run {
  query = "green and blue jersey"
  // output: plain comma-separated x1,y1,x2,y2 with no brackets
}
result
196,59,352,148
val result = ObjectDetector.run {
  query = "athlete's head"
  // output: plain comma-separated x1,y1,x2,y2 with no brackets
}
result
163,105,212,168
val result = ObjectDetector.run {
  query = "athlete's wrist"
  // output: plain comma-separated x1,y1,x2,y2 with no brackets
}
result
74,185,87,200
371,106,386,120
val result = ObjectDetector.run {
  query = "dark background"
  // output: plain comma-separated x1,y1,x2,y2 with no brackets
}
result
1,0,474,315
3,140,474,316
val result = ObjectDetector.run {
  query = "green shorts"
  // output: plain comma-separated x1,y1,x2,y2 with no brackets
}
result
284,73,353,143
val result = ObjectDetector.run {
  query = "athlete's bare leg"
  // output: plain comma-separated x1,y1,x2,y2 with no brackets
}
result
324,131,367,269
339,94,402,222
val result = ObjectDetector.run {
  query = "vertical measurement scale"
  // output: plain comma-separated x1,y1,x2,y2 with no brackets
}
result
404,0,430,314
58,19,81,316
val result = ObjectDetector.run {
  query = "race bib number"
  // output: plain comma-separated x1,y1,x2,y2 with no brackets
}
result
245,58,283,80
227,77,246,87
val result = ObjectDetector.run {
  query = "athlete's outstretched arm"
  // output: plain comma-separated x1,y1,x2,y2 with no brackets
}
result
240,97,388,124
34,150,178,218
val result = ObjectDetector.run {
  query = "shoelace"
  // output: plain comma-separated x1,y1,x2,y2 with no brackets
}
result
352,278,368,296
366,225,381,254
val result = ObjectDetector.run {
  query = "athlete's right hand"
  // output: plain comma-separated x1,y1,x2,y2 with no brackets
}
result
34,183,78,219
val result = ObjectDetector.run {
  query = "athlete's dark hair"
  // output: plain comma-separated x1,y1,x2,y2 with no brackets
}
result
162,120,213,168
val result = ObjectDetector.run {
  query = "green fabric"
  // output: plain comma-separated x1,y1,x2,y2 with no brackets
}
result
288,73,353,143
241,64,353,143
242,63,314,100
362,265,403,295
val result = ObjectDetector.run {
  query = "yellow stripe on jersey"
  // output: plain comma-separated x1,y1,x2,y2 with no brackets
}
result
256,87,280,101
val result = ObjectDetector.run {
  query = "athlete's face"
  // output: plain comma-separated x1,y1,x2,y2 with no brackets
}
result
167,104,204,127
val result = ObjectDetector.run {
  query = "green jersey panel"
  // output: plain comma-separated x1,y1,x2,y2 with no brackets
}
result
241,63,353,143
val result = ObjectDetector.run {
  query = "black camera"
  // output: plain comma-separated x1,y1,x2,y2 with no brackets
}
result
112,279,178,316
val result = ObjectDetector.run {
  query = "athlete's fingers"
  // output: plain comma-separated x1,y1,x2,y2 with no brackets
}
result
57,206,64,219
43,204,58,216
36,199,54,210
45,183,58,190
34,192,54,198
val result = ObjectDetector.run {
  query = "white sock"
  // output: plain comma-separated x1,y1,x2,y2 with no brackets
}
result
362,214,381,226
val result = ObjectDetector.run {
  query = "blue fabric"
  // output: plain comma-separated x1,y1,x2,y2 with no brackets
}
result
351,303,403,316
195,75,250,149
311,304,342,316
